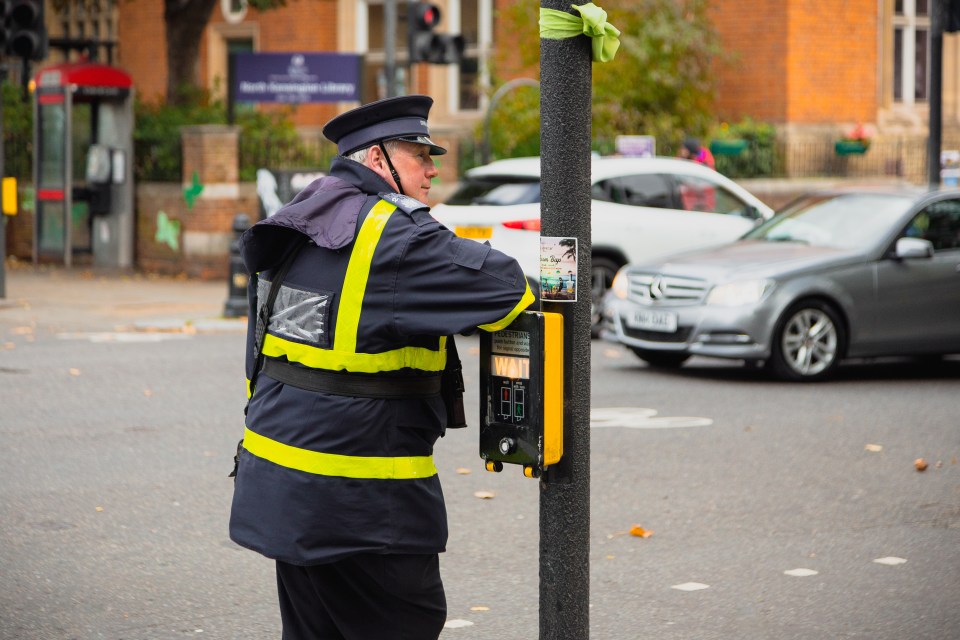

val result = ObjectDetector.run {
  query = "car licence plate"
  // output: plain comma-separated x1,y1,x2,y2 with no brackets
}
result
626,309,678,333
454,226,493,240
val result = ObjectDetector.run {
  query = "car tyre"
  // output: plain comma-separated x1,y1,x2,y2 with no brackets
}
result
591,255,622,337
769,300,845,381
630,348,690,369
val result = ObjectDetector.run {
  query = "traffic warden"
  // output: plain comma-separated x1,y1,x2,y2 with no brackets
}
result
229,95,535,639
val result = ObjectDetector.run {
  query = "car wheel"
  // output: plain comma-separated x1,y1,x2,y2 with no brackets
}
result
629,348,690,369
769,300,846,381
591,255,621,337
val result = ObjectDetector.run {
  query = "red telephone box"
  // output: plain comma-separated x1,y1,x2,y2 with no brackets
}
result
32,60,134,267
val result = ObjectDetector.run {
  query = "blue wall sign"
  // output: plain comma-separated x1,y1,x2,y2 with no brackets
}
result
234,52,361,104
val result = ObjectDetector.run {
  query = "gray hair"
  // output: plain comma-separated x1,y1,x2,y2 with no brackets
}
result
345,139,403,163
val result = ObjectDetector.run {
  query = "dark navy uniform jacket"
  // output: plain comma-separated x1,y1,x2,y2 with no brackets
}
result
229,157,534,564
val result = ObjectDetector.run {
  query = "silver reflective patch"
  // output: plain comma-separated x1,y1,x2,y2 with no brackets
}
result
258,278,332,347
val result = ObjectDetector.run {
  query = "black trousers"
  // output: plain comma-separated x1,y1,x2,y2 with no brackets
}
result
276,554,447,640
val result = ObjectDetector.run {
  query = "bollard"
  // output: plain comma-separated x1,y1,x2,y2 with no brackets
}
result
223,213,251,318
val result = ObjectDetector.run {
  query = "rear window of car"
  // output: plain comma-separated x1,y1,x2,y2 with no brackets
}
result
592,174,674,209
445,177,541,206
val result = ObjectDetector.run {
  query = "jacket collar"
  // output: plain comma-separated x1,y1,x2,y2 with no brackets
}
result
239,157,394,273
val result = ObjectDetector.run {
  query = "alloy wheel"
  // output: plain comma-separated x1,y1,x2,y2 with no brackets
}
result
779,307,839,377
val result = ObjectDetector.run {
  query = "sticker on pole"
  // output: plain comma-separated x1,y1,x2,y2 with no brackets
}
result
540,236,577,302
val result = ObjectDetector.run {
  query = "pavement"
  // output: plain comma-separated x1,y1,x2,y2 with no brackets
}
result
0,260,248,335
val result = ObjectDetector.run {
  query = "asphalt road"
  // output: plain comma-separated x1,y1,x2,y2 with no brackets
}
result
1,283,958,639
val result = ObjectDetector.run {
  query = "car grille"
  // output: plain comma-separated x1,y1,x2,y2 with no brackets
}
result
626,273,707,304
623,326,693,343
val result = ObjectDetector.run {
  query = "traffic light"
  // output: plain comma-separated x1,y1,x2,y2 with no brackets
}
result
4,0,47,61
407,1,464,65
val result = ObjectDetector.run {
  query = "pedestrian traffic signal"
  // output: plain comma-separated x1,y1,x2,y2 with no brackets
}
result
4,0,47,61
407,1,465,65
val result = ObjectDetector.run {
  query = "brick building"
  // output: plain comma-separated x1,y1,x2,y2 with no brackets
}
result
8,0,959,274
10,0,948,160
35,0,957,166
709,0,960,141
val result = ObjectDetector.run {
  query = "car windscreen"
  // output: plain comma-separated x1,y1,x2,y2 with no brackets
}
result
445,177,541,206
743,193,914,249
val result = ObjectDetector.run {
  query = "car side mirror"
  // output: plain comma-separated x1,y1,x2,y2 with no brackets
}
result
894,237,934,259
742,205,763,221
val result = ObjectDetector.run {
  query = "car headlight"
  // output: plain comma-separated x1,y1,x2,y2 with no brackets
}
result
610,268,630,299
705,279,774,306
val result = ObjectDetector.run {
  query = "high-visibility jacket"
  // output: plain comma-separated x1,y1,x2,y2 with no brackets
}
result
229,158,534,564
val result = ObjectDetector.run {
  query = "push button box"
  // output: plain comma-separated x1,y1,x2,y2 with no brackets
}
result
479,311,563,478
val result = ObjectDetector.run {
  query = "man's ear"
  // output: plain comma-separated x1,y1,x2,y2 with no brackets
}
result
365,145,395,186
365,144,383,169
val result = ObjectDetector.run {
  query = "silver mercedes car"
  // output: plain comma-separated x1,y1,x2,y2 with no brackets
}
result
599,187,960,380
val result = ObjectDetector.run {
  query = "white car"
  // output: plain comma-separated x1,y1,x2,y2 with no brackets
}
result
430,156,774,327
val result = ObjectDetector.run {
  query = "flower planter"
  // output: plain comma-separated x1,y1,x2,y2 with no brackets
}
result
835,140,869,155
709,139,747,156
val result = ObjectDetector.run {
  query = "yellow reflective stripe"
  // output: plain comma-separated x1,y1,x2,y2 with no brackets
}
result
243,427,437,479
335,199,397,354
262,333,446,372
479,280,536,332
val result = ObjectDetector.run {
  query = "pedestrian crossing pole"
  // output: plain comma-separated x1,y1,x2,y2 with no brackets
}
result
0,63,6,300
538,2,593,638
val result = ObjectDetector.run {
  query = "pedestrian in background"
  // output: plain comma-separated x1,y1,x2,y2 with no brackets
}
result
228,95,534,639
679,137,716,169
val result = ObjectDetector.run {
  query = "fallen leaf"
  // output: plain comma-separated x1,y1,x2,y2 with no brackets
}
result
11,326,33,335
455,467,472,475
473,491,495,500
865,444,883,452
915,458,928,472
143,389,153,397
95,506,104,512
69,368,81,376
2,342,15,350
470,606,490,612
629,524,653,538
605,554,615,560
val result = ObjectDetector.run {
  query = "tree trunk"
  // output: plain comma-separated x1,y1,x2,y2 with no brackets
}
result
164,0,218,105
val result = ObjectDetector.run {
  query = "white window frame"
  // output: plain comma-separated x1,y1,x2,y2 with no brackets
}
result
357,0,491,113
445,0,492,114
893,0,931,105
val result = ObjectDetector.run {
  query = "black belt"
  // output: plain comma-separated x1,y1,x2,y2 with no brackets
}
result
262,358,442,399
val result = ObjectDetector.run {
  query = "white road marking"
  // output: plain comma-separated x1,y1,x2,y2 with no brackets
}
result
671,582,710,591
784,568,819,577
444,619,475,628
873,557,908,566
57,332,192,343
591,407,713,429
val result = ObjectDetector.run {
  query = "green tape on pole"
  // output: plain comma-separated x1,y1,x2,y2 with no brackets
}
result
540,3,621,63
